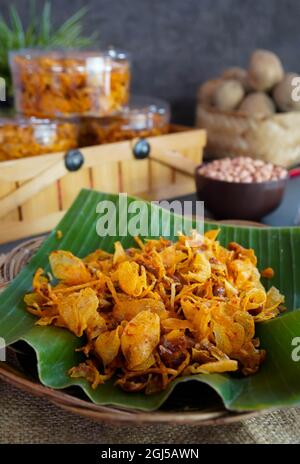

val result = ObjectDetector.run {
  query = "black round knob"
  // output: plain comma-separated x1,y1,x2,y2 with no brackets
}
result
64,149,85,172
133,138,150,159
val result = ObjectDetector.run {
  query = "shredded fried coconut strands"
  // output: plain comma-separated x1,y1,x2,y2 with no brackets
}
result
24,231,285,394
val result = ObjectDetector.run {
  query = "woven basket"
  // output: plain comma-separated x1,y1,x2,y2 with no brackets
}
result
196,99,300,168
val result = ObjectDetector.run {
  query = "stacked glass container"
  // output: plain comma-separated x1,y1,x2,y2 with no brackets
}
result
0,48,170,160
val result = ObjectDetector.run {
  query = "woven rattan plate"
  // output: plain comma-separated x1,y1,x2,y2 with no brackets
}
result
0,236,262,425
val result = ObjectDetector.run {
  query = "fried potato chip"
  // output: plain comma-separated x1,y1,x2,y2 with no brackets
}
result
164,329,185,341
131,354,156,372
213,323,232,355
227,322,245,353
161,318,194,331
229,242,257,265
117,261,147,296
230,259,260,289
253,286,285,322
181,297,211,340
234,311,255,341
58,287,105,337
181,297,198,321
185,359,238,374
224,279,239,297
121,311,160,370
69,360,112,389
35,315,58,326
24,292,46,307
182,252,211,283
184,230,205,248
241,287,266,311
113,241,127,265
204,229,220,241
95,326,121,366
159,247,187,269
83,249,112,264
234,341,266,375
49,251,91,285
33,267,48,286
113,297,168,322
265,286,285,310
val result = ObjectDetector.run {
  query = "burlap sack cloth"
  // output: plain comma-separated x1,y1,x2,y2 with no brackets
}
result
0,380,299,444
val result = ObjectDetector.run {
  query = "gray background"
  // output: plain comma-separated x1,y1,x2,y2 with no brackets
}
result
1,0,300,123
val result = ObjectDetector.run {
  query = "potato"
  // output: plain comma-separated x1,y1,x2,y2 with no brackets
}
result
238,92,275,117
197,78,224,105
222,67,250,91
213,79,245,111
121,310,160,370
248,49,284,91
273,73,300,112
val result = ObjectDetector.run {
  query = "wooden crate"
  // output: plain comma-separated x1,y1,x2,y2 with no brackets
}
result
0,126,206,244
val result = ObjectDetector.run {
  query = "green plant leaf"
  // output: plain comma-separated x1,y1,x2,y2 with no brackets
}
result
40,2,51,46
0,2,97,94
9,6,25,48
0,189,300,412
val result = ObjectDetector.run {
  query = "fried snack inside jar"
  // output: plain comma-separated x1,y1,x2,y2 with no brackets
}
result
79,96,170,145
10,49,131,118
0,117,78,161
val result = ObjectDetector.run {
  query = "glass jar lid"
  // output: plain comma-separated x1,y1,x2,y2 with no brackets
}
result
120,96,170,131
9,48,129,73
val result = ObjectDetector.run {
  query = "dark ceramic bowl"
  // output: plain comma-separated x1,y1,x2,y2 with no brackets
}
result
195,163,288,220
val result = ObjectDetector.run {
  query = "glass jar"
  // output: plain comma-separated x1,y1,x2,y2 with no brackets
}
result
79,96,170,145
10,49,131,118
0,117,78,161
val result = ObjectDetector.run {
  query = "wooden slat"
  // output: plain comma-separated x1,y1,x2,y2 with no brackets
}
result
149,129,205,190
173,146,203,186
21,182,60,222
149,129,206,155
59,169,91,211
0,180,19,223
0,156,60,182
0,211,65,245
149,159,174,190
121,159,150,194
150,150,197,176
92,162,120,193
0,159,66,218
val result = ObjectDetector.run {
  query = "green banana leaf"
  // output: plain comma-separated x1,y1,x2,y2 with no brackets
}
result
1,188,300,412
